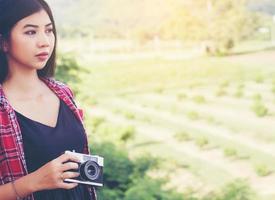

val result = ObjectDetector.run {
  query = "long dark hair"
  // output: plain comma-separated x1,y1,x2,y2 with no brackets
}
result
0,0,57,83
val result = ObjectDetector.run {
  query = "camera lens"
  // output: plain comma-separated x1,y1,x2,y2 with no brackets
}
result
79,160,100,181
87,165,96,176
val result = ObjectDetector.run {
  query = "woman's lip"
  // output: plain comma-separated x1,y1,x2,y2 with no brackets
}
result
36,52,49,56
36,54,49,61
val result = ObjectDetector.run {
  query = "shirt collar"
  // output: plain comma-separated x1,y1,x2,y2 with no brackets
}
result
0,84,12,111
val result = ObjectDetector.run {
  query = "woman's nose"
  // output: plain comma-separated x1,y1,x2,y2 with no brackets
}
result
37,33,50,48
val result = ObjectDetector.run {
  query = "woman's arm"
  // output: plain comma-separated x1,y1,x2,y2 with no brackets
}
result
0,153,80,200
0,173,35,200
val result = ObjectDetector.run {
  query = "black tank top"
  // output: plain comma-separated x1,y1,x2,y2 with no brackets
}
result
15,99,91,200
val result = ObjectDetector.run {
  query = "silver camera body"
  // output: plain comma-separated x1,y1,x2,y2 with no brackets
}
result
64,150,104,187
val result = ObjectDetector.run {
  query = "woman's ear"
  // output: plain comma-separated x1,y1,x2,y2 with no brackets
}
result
0,34,8,52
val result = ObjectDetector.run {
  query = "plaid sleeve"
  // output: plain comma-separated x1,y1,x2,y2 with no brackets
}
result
0,110,26,183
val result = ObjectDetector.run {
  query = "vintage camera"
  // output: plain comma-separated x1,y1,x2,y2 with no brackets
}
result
64,150,104,187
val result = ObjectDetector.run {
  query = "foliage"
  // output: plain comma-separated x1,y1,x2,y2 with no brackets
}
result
122,111,136,120
192,95,206,104
177,92,188,101
90,142,183,200
195,137,209,149
251,93,262,101
124,178,183,200
55,52,87,95
131,27,157,45
271,85,275,94
237,83,245,90
254,164,272,177
175,131,191,141
251,101,268,117
161,0,262,55
48,0,270,55
87,113,257,200
223,148,238,158
131,155,159,180
91,142,134,200
92,143,254,200
234,83,245,98
215,179,254,200
93,122,136,144
254,75,264,83
91,117,106,129
215,89,227,97
187,111,200,120
234,89,244,98
118,126,136,142
154,87,164,94
220,80,230,88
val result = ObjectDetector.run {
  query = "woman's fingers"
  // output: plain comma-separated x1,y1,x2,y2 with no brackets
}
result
61,162,79,172
62,171,80,180
60,182,79,190
57,153,80,164
59,171,80,189
32,153,81,191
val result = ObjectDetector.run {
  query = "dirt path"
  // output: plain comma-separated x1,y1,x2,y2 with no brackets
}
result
226,50,275,66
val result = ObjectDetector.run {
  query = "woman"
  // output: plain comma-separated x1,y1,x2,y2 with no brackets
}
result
0,0,96,199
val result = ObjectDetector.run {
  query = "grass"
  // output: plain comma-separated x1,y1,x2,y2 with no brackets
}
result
122,111,136,120
79,56,261,96
187,111,200,120
254,75,265,84
174,131,191,142
215,88,227,97
177,92,188,100
195,137,209,149
234,89,244,98
220,80,230,88
192,95,206,104
89,116,106,131
251,101,269,117
154,87,164,94
134,138,232,186
254,164,272,177
251,93,262,101
100,96,275,169
73,42,275,199
223,148,238,158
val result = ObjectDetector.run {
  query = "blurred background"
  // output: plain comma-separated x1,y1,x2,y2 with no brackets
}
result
46,0,275,199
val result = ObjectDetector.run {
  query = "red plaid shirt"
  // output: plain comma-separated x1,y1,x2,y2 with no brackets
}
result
0,78,96,200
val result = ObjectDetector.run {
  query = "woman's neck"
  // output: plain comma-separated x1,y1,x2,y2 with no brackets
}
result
2,70,45,100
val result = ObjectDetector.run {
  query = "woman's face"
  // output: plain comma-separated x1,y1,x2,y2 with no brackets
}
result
6,9,55,72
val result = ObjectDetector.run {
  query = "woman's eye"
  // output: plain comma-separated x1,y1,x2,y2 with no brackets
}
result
46,29,53,34
25,30,36,35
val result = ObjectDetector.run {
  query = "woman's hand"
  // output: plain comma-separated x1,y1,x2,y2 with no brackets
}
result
29,153,81,192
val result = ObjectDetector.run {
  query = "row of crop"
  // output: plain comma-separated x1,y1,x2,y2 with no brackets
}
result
161,81,275,118
85,98,275,198
99,97,275,177
87,118,257,200
126,92,275,142
85,106,233,187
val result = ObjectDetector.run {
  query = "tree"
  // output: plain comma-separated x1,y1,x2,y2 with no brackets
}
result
161,0,261,55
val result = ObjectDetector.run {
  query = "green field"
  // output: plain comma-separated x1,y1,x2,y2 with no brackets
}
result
68,43,275,199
